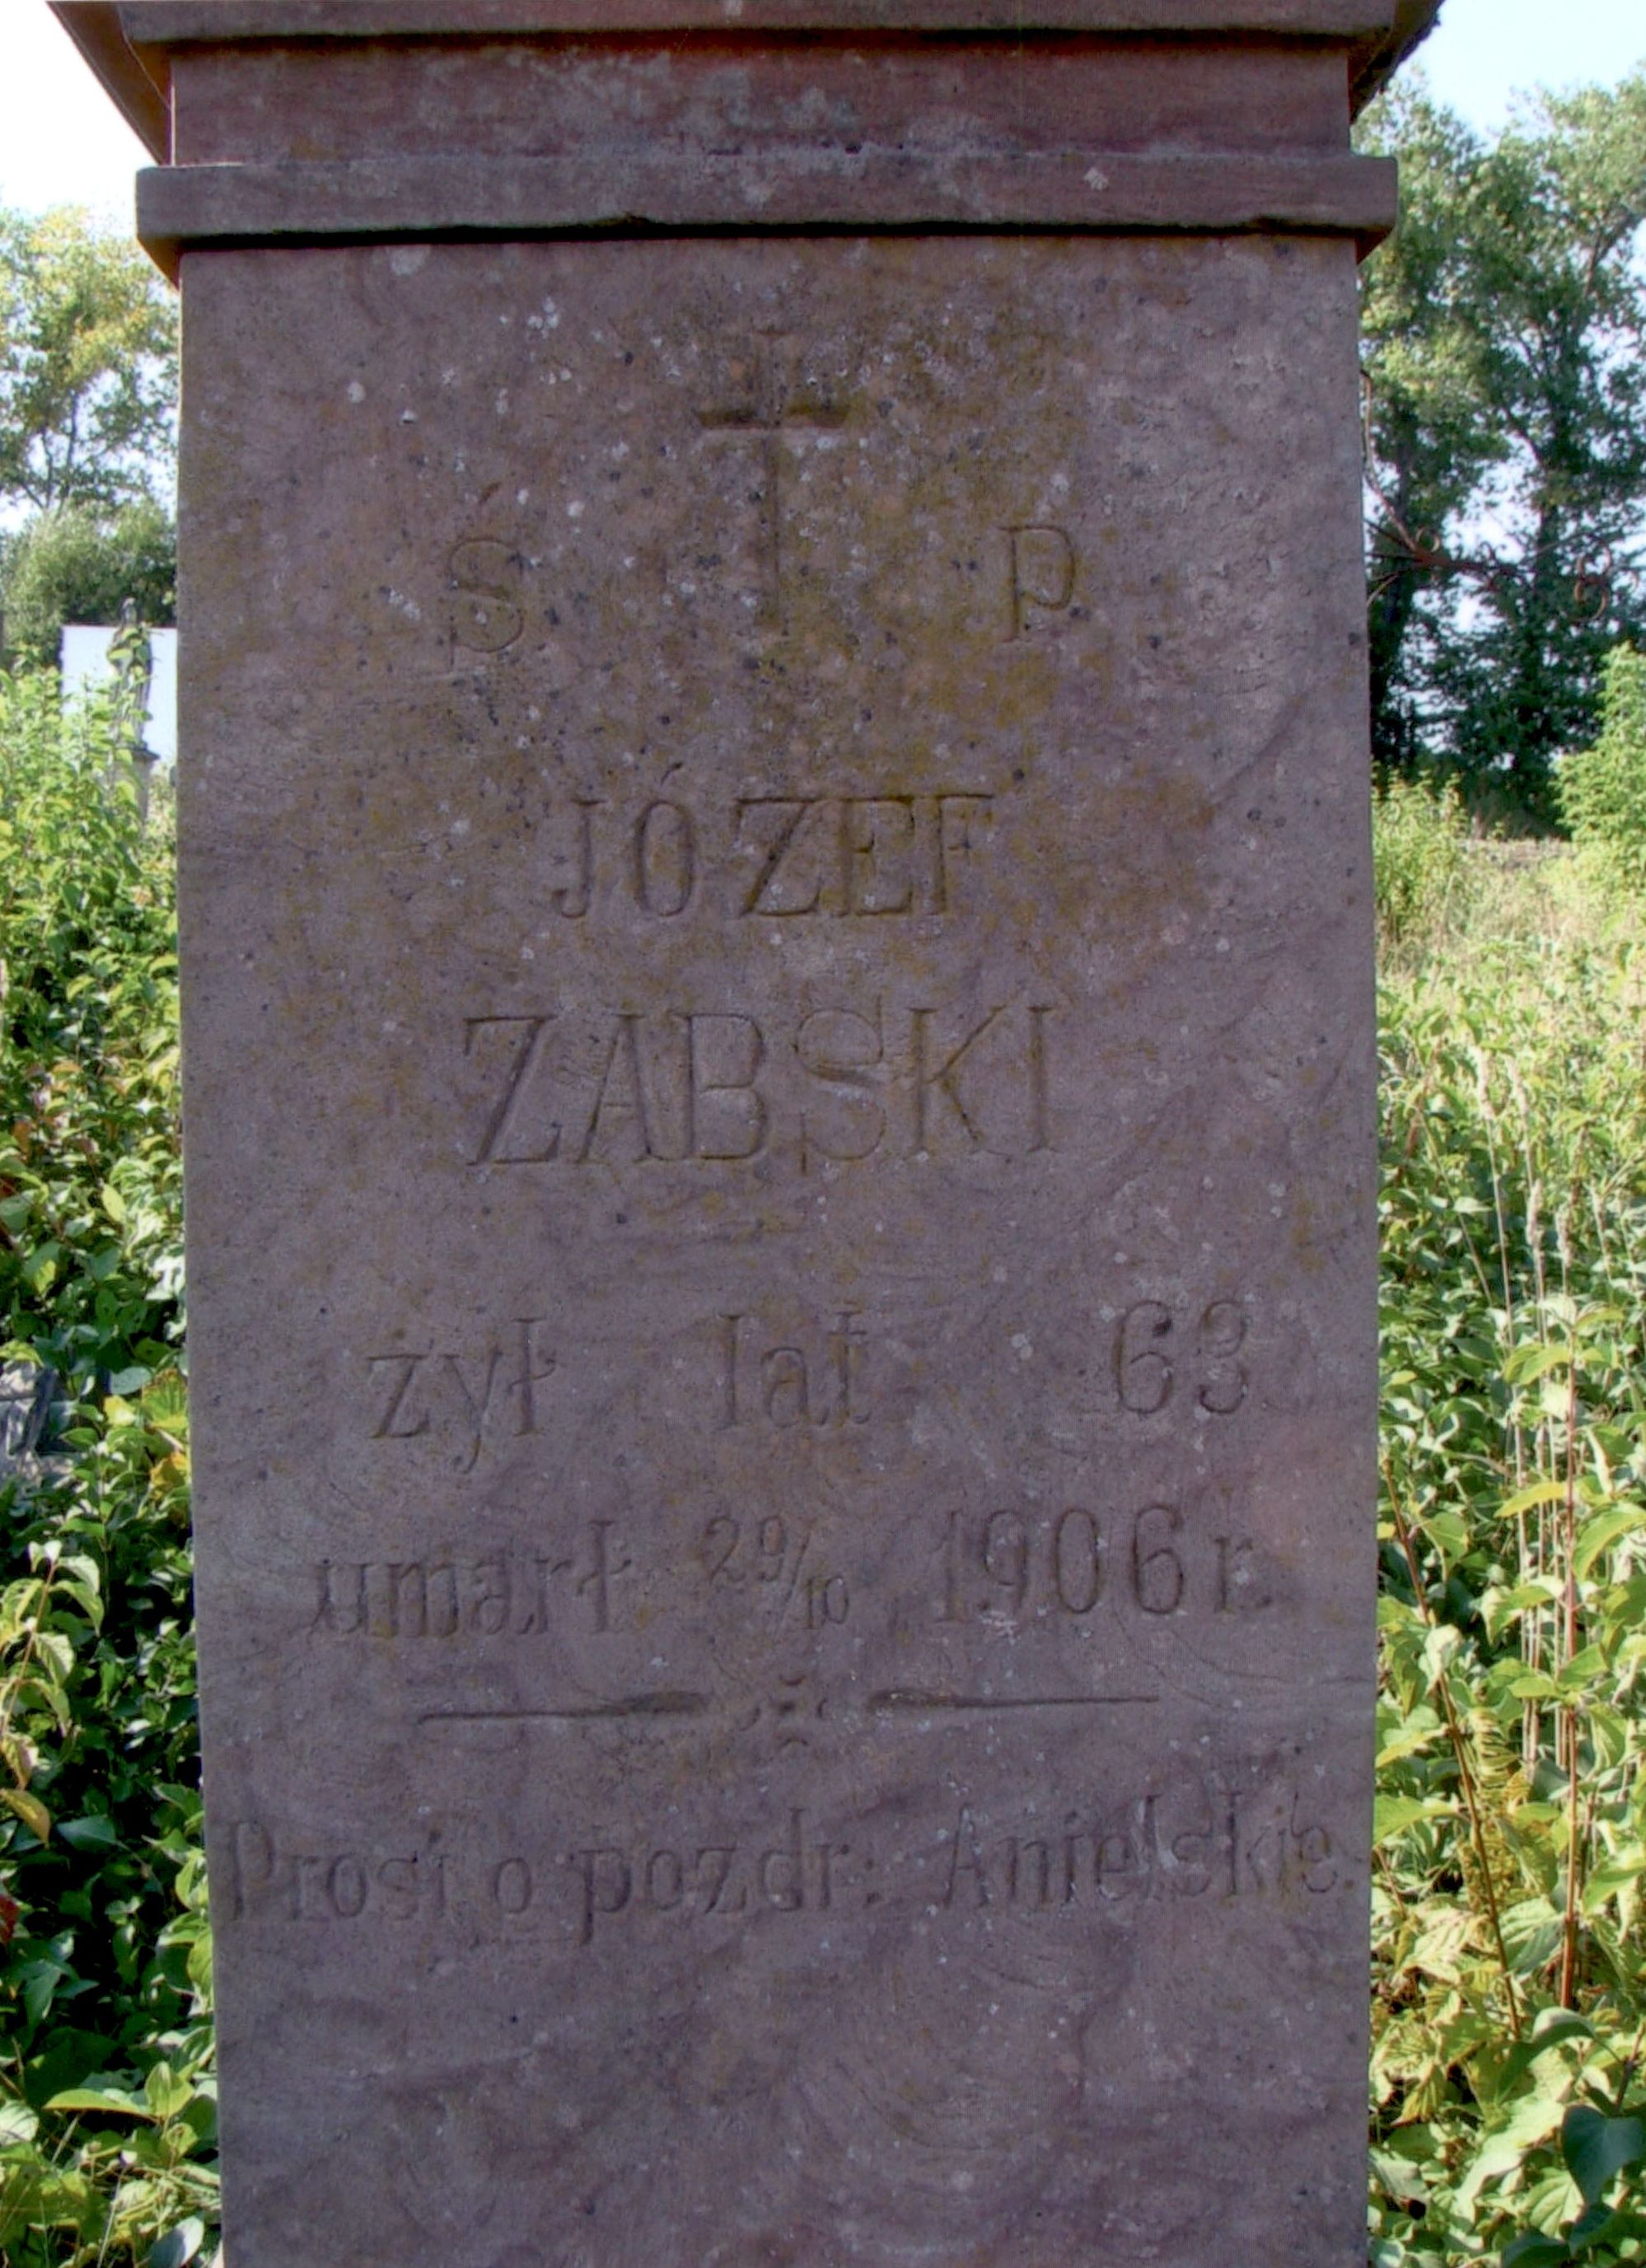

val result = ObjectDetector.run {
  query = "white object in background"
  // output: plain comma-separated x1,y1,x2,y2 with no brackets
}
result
58,624,179,765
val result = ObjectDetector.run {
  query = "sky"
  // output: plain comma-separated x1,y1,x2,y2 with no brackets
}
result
0,0,1644,221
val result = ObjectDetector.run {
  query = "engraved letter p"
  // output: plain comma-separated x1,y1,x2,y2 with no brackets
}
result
1005,525,1076,639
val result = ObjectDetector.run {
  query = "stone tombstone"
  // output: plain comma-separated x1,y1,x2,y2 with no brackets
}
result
63,3,1439,2261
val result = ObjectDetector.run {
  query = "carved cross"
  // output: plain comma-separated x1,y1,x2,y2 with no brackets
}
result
697,331,846,630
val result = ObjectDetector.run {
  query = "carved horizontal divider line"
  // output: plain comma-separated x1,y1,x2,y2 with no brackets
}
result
869,1690,1163,1713
138,150,1397,274
419,1692,715,1725
416,1691,1166,1728
129,1,1397,41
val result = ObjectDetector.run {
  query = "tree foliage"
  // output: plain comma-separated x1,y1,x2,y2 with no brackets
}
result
1559,646,1646,887
0,499,175,670
0,207,176,518
0,206,178,676
1360,74,1646,819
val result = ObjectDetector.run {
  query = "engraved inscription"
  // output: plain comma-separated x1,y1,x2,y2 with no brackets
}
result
537,789,995,924
225,1772,1341,1942
230,1822,451,1924
447,494,526,661
1003,523,1078,639
718,1309,872,1430
365,1316,555,1470
734,792,993,918
631,798,697,919
311,1527,631,1642
932,1503,1273,1624
1114,1298,1250,1416
463,998,1059,1169
938,1785,1337,1911
571,1811,850,1943
302,1499,1266,1654
699,1515,852,1633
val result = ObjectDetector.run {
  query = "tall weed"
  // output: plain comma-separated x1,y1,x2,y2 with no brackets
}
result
1376,774,1478,957
0,671,213,2266
1373,874,1646,2264
1560,648,1646,898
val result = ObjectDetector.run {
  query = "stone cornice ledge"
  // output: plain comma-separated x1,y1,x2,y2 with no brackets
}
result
123,2,1398,35
54,2,1447,169
138,149,1399,278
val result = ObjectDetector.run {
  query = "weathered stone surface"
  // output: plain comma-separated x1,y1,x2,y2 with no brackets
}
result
128,0,1402,38
57,0,1448,160
54,1,1391,2259
178,229,1377,2265
133,20,1401,273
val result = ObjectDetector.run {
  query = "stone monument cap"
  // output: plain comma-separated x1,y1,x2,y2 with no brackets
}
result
58,0,1442,279
57,0,1447,171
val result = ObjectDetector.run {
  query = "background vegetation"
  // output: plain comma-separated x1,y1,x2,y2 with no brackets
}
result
1358,71,1646,821
0,673,209,2266
0,204,176,672
1371,779,1646,2265
0,77,1644,2268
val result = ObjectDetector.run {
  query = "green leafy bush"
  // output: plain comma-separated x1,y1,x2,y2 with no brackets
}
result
0,668,213,2266
1559,648,1646,890
1374,772,1476,952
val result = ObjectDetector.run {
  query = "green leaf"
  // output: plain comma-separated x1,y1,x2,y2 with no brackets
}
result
0,1788,51,1841
1377,1705,1445,1767
147,2217,205,2268
186,1930,213,1996
1585,1847,1646,1909
1501,2238,1571,2267
1575,1503,1646,1581
56,1814,119,1853
1555,1644,1609,1694
1422,1622,1462,1688
1500,1478,1573,1520
31,1627,73,1682
21,1960,67,2028
1500,1898,1565,1977
1457,2088,1569,2214
1374,1793,1456,1846
1501,2008,1595,2094
1504,1343,1577,1386
54,1578,103,1630
0,2100,40,2145
44,2083,157,2121
19,1242,61,1293
1567,2201,1623,2253
1562,2104,1646,2208
1372,2145,1429,2204
1484,1578,1565,1637
1424,1507,1471,1561
1510,1672,1563,1702
143,2061,195,2121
